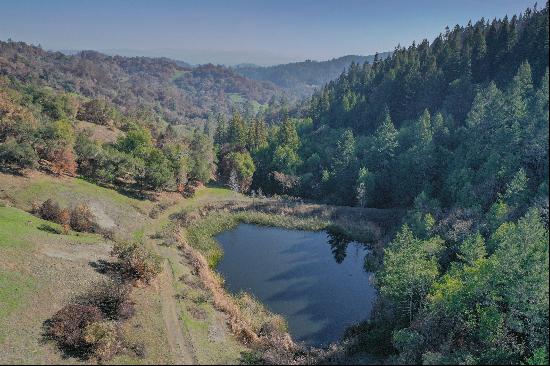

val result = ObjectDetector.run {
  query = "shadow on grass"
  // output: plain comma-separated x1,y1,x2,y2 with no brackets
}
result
89,259,122,280
0,165,27,176
37,223,63,234
77,176,154,201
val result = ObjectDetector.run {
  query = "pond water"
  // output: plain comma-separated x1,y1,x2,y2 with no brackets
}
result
215,223,377,347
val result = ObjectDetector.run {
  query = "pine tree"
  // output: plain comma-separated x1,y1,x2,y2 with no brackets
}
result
374,107,398,162
227,113,247,148
214,114,228,146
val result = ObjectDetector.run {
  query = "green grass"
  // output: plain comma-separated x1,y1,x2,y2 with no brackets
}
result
0,206,42,249
170,70,187,82
0,270,36,340
0,206,99,249
0,174,254,364
0,173,149,212
0,173,154,240
0,205,105,350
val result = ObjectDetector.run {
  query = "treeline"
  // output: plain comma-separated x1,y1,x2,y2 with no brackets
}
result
311,5,548,133
0,77,215,192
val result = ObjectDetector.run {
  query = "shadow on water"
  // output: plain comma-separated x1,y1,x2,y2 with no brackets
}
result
215,224,379,347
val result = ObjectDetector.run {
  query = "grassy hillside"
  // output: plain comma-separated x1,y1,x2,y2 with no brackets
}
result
0,172,247,364
0,204,113,363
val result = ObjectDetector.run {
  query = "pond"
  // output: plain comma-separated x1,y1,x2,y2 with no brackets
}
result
215,223,377,347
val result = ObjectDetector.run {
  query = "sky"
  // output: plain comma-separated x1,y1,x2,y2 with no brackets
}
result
0,0,538,65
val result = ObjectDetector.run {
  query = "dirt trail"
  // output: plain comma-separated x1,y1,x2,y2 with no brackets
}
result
159,260,197,365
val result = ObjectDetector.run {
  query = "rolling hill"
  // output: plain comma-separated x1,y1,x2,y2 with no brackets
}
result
233,53,392,97
0,40,284,126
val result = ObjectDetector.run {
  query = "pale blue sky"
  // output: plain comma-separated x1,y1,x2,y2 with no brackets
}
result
0,0,538,65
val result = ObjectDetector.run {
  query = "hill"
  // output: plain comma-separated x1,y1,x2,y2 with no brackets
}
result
233,53,392,97
0,171,248,364
0,41,284,126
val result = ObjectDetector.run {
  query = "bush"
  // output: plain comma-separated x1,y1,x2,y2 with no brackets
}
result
0,139,39,169
49,147,78,176
83,321,122,361
76,99,115,126
112,241,162,283
70,203,96,232
39,199,61,222
58,208,71,233
81,280,134,320
46,304,104,356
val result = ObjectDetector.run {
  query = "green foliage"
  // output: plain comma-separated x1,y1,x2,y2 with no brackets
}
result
457,232,487,265
422,210,549,364
189,131,214,183
227,113,248,148
116,125,153,158
76,99,116,126
162,143,189,185
356,167,375,207
0,138,38,169
378,225,443,322
372,108,398,164
527,347,549,365
221,150,255,192
271,145,301,175
278,119,300,150
141,148,174,190
503,168,529,208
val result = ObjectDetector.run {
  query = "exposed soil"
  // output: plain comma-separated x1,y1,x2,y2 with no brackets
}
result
158,261,197,364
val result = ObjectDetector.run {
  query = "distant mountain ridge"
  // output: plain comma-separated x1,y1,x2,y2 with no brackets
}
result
233,52,392,97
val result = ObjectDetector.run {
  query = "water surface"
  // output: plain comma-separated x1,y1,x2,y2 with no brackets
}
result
215,223,377,347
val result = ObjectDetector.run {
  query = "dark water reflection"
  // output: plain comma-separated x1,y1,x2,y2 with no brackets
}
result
215,224,377,347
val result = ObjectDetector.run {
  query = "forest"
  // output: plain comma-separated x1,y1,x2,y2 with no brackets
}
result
0,2,548,365
214,4,549,364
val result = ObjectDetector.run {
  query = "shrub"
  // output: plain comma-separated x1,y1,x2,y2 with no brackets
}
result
76,99,115,126
31,200,40,214
112,241,162,283
58,208,71,233
182,183,197,198
50,148,78,176
83,321,122,361
70,203,96,232
46,304,103,356
233,292,287,335
81,280,134,320
0,139,39,169
39,199,61,222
